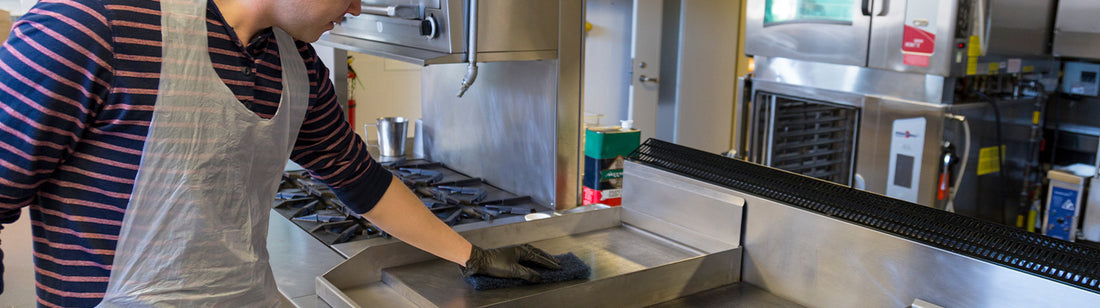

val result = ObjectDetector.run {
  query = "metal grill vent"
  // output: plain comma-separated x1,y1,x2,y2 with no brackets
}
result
750,93,858,185
630,138,1100,294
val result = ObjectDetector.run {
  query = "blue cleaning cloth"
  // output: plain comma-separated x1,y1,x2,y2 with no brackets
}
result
465,252,590,290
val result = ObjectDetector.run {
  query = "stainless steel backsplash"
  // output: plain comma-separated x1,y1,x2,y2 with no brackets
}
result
421,60,559,207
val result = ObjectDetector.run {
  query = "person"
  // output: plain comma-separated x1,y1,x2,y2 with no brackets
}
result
0,0,560,306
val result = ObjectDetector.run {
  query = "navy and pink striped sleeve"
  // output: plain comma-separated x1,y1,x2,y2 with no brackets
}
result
0,0,114,225
290,42,392,214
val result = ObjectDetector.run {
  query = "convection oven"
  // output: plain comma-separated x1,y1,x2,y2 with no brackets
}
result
746,0,1056,77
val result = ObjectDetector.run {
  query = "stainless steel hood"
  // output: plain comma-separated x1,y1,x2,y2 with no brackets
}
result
317,0,560,66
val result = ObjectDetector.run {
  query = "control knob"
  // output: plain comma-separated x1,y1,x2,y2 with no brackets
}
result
420,14,438,39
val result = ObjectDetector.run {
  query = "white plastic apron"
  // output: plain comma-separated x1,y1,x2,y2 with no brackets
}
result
98,0,309,305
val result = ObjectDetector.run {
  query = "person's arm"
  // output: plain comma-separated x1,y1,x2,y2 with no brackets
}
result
363,176,472,264
290,46,558,280
289,42,391,212
0,0,114,294
364,176,560,282
0,0,112,218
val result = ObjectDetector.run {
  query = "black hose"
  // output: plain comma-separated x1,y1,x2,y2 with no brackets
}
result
974,91,1013,224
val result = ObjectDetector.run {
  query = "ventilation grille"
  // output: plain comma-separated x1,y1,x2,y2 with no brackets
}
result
630,138,1100,294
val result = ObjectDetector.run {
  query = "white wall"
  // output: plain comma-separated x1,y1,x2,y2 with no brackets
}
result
583,0,633,127
0,0,33,16
347,53,422,142
0,208,35,307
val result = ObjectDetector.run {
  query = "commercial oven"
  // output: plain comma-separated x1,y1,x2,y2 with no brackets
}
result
737,57,1049,221
745,0,1056,77
740,0,1059,218
740,59,949,207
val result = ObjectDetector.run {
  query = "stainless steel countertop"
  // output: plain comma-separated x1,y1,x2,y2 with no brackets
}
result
267,210,346,305
268,209,804,307
379,225,706,307
648,283,804,308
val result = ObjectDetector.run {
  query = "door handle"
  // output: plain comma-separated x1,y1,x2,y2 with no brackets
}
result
361,5,419,19
877,0,890,16
861,0,872,16
638,75,659,84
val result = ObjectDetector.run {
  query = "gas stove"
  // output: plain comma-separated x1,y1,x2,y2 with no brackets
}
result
273,159,553,257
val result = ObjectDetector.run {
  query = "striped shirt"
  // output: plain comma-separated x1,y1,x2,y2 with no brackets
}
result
0,0,392,306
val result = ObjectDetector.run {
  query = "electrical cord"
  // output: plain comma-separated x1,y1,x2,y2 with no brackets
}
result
945,114,971,213
973,91,1014,224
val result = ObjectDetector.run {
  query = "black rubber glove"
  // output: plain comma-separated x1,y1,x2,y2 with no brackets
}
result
460,244,562,282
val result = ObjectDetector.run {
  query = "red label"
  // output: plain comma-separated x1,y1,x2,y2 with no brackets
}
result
902,25,935,67
903,54,930,67
902,25,935,54
582,187,621,206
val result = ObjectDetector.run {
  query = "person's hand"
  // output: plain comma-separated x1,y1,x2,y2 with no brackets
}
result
460,244,561,282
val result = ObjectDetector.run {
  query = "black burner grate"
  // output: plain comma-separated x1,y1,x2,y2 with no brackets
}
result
629,138,1100,294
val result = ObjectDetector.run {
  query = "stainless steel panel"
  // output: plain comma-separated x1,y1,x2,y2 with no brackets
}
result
316,33,557,66
745,0,872,67
856,95,946,208
421,60,559,208
476,0,559,53
267,210,347,300
737,187,1100,307
622,161,745,253
753,57,951,104
1053,31,1100,61
649,283,804,308
412,0,582,210
316,205,743,307
377,227,735,307
317,161,748,307
870,0,1053,76
867,0,959,76
1054,0,1100,60
290,295,337,308
556,0,584,210
986,0,1055,56
943,99,1042,224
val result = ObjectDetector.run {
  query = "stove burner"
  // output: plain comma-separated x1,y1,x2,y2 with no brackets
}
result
435,185,489,202
275,159,550,245
292,209,347,222
396,168,444,185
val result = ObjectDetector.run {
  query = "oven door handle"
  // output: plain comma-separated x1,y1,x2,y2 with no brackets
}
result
860,0,872,16
361,4,420,19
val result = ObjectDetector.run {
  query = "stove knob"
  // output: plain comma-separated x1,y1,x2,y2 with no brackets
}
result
420,14,438,39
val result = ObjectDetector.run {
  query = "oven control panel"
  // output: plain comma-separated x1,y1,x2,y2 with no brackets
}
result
886,117,927,203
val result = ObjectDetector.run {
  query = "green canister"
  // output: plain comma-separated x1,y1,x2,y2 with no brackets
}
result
583,121,640,206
